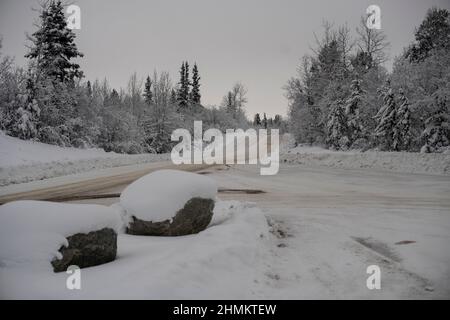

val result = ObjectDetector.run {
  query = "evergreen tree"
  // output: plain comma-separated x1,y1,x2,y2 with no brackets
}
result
263,113,268,129
15,72,40,140
25,0,83,83
23,0,84,146
177,62,189,110
421,93,450,153
406,8,450,62
170,88,177,105
345,78,364,144
326,99,348,149
394,88,412,151
274,114,282,125
144,75,153,105
190,63,201,104
224,91,235,116
86,80,92,97
254,113,261,126
184,61,190,101
374,81,397,150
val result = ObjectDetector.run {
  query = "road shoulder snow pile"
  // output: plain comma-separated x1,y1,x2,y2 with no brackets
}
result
0,201,121,271
0,131,169,186
0,200,271,299
281,145,450,175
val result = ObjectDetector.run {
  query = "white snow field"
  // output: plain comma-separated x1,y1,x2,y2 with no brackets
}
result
0,133,449,299
280,134,450,176
0,200,271,299
120,169,217,222
0,132,169,186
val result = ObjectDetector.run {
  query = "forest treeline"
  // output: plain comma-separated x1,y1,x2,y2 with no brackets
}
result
1,2,448,155
0,1,262,154
285,8,450,153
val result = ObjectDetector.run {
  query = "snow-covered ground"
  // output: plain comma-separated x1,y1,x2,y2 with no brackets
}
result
280,135,450,176
0,132,169,186
0,200,271,299
212,164,450,299
2,164,449,299
0,201,120,269
1,133,449,299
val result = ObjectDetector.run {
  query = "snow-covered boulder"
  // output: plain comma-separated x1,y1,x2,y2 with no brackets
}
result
120,170,217,236
0,201,120,272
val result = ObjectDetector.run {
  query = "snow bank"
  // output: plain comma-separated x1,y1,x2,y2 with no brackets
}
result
0,201,120,269
282,145,450,175
120,170,217,222
0,132,169,186
0,131,121,167
0,200,271,299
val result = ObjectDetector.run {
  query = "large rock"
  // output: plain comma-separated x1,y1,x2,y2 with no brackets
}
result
52,228,117,272
126,197,215,236
120,170,217,236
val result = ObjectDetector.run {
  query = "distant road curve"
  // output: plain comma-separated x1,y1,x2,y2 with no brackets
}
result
0,161,216,205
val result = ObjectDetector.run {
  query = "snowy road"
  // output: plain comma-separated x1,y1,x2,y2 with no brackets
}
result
209,164,450,299
1,162,449,299
0,162,214,204
62,163,450,298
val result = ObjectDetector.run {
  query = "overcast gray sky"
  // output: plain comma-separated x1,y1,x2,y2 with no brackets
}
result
1,0,449,118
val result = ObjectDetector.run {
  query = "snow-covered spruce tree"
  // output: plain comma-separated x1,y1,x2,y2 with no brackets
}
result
253,113,261,126
24,0,84,146
263,113,268,129
144,76,153,105
15,70,40,140
170,89,177,105
374,81,397,150
421,92,450,153
25,1,83,83
190,63,201,105
0,40,32,136
394,88,412,151
344,78,364,146
176,62,189,110
326,99,349,150
406,8,450,63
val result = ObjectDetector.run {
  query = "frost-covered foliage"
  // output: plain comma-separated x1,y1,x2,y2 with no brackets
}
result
286,7,450,153
374,81,397,151
285,21,388,150
345,79,364,144
394,89,412,151
421,92,450,153
142,72,182,153
0,1,251,154
326,99,348,150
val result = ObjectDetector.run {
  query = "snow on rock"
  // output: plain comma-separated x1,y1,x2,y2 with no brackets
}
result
120,169,217,223
0,201,271,299
0,201,121,269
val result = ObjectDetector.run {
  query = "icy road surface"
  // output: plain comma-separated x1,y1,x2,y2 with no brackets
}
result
209,164,450,299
